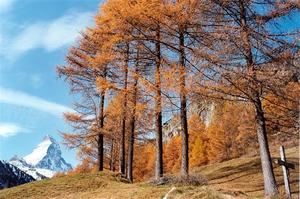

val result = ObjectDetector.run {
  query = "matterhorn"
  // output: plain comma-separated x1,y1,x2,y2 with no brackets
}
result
9,135,72,180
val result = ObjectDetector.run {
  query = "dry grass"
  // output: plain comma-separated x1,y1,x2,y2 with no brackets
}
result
193,146,299,198
0,171,222,199
150,174,207,186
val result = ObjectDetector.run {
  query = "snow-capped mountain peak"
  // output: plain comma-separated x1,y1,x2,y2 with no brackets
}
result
24,135,58,166
23,135,72,172
9,135,72,180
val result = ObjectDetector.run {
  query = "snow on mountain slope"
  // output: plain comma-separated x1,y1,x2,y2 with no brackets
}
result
9,135,72,180
24,138,52,166
9,156,49,180
0,160,35,189
23,135,72,172
35,168,56,178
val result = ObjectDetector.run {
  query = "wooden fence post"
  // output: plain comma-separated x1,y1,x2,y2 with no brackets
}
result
280,146,291,199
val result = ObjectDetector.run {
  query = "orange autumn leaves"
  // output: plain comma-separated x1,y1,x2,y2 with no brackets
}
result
57,0,299,186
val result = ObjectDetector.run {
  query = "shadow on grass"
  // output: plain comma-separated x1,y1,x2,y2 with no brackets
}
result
205,155,299,196
206,158,261,181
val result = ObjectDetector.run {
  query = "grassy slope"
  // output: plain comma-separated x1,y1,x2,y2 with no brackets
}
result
0,172,223,199
194,146,299,198
0,146,298,199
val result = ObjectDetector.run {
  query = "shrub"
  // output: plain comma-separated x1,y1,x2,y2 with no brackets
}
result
149,173,207,186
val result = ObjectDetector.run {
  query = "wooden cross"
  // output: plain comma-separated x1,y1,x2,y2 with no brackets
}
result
274,146,295,199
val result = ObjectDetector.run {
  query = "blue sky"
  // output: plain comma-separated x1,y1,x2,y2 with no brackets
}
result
0,0,102,166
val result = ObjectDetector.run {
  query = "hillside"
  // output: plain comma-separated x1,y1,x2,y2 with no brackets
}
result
0,172,223,199
194,146,299,198
0,146,298,199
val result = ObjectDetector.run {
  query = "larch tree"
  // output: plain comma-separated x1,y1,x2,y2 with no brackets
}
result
94,0,133,175
150,1,164,180
190,0,299,196
135,0,165,180
165,0,201,176
101,0,168,179
119,44,129,175
127,47,139,182
57,29,108,170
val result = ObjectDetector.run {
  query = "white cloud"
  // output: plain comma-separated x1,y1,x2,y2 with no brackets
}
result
0,0,16,12
0,87,73,117
43,13,92,51
11,23,45,53
0,122,26,137
3,11,93,59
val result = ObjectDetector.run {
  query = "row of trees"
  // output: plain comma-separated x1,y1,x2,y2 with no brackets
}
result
63,97,297,181
57,0,299,197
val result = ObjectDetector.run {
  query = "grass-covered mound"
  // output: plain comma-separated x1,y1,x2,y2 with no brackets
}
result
0,171,222,199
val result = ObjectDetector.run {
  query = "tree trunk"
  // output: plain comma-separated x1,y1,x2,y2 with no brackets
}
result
98,133,104,171
127,116,135,182
254,95,278,196
155,26,163,179
127,65,138,182
179,27,189,176
110,138,115,171
238,0,278,195
98,67,107,172
119,44,129,175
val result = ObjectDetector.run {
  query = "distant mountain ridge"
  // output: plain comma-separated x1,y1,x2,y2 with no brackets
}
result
9,135,72,180
0,160,35,189
9,156,50,180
